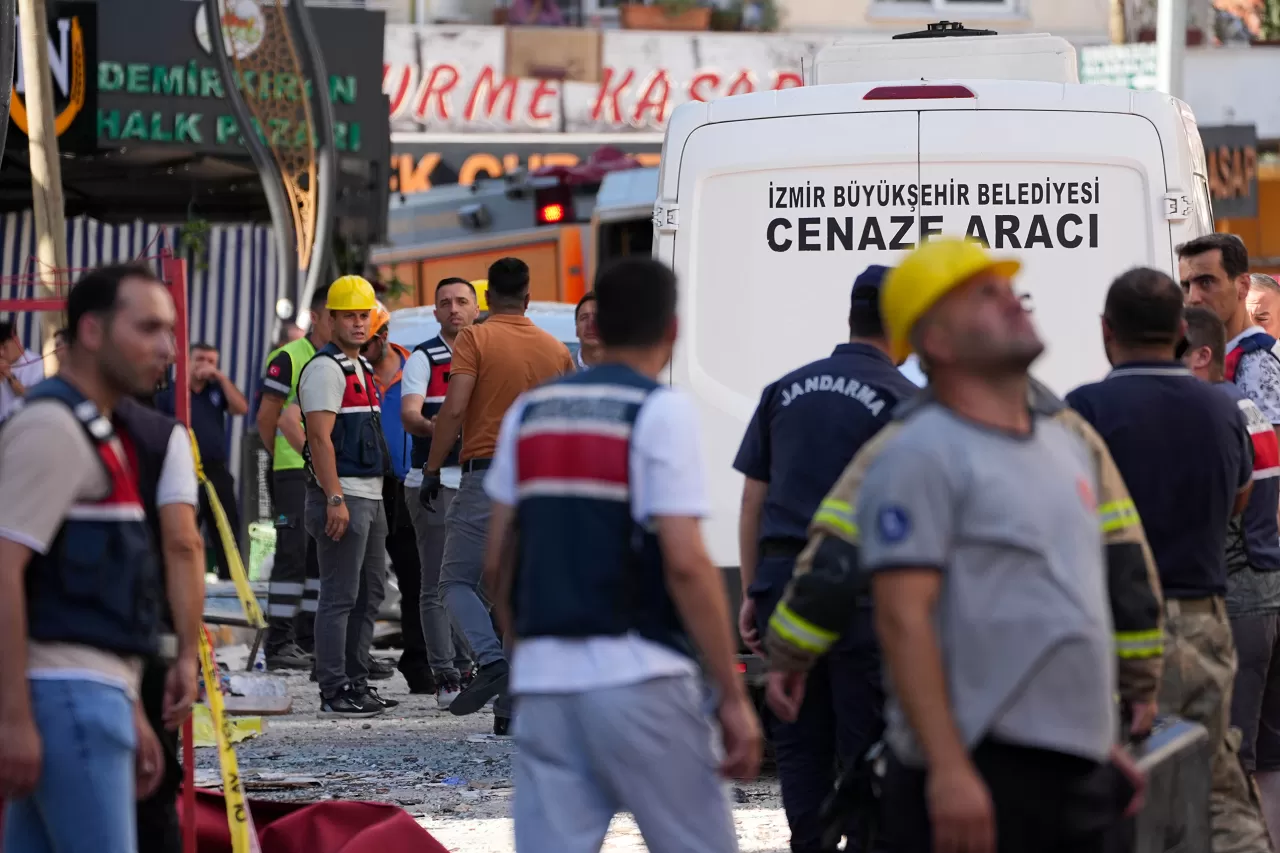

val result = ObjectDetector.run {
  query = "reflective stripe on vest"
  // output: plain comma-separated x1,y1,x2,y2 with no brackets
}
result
264,337,316,471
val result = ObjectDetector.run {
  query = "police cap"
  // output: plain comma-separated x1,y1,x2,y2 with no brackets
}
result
850,265,890,338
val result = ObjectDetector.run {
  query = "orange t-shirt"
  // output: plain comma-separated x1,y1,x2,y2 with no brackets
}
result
449,314,575,461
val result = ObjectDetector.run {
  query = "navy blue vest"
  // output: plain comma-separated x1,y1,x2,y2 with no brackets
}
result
303,344,389,479
23,378,160,656
512,365,692,658
409,336,461,471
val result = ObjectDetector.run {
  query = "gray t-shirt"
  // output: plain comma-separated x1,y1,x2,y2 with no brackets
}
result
858,404,1116,766
297,355,384,501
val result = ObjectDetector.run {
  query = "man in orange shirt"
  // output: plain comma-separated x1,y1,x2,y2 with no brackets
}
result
422,258,574,730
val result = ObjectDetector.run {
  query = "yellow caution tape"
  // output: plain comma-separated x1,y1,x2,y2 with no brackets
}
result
190,429,265,629
190,704,264,747
198,627,262,853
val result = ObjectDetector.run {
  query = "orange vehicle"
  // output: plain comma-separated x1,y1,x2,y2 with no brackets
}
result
372,148,649,308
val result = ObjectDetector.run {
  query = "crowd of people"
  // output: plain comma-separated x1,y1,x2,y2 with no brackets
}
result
11,233,1280,853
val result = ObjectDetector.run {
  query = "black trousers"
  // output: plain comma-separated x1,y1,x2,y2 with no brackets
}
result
384,479,429,676
266,469,320,653
135,658,183,853
198,457,241,581
754,554,885,853
881,739,1124,853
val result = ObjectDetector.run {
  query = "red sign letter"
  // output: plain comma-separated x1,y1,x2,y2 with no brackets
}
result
632,70,671,127
773,71,803,90
383,63,416,117
689,71,722,103
464,67,518,123
726,70,756,97
591,67,636,126
413,64,461,123
528,79,557,124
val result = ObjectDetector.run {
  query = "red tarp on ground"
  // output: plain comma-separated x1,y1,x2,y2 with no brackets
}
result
180,788,452,853
0,791,452,853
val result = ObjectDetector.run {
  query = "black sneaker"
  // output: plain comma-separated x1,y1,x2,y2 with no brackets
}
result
368,658,395,681
359,686,399,710
319,686,383,719
493,715,511,736
266,643,313,671
401,668,437,695
449,660,509,717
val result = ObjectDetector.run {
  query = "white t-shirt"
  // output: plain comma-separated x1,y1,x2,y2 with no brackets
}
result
1228,326,1280,425
400,347,462,490
160,425,200,508
486,385,707,695
0,349,48,422
297,355,384,501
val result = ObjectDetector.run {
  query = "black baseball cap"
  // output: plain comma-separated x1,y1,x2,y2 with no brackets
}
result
850,265,890,335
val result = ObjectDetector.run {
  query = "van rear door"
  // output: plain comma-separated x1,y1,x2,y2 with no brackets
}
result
918,109,1170,393
669,111,919,566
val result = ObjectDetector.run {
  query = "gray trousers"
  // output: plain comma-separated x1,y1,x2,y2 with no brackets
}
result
439,472,504,668
406,485,473,680
513,676,738,853
304,490,388,698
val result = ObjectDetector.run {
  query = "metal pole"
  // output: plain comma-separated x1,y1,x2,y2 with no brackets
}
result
0,0,17,161
17,0,68,373
201,0,298,334
285,0,336,316
1155,0,1187,99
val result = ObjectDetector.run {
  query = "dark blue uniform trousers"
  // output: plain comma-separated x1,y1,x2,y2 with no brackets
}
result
753,555,885,853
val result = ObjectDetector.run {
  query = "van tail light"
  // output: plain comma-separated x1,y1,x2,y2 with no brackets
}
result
539,202,566,224
863,85,976,100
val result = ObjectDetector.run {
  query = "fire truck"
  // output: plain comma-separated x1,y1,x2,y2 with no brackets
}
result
371,147,656,308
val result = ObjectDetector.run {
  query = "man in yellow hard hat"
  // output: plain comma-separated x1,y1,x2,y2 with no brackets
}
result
297,275,397,718
764,239,1152,852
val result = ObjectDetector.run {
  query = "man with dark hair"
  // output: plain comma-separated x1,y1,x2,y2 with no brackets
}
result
0,319,46,423
401,277,479,708
485,256,762,851
1068,267,1272,853
422,257,574,730
157,344,247,582
733,264,917,852
0,263,172,852
574,291,600,370
256,286,332,669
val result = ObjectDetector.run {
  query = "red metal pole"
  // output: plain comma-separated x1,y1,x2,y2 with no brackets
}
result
162,251,198,853
162,252,191,427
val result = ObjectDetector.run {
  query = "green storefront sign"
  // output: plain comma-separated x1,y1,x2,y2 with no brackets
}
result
95,61,364,152
92,0,386,162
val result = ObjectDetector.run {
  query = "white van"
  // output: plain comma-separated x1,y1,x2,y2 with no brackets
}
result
654,22,1214,569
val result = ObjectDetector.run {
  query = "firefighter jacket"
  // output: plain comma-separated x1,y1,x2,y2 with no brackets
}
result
764,378,1165,707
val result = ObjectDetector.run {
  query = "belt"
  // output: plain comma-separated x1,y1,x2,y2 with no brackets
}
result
462,458,492,473
759,537,807,559
1166,596,1220,615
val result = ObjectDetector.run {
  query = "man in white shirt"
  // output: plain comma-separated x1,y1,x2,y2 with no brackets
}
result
483,258,762,853
0,321,49,422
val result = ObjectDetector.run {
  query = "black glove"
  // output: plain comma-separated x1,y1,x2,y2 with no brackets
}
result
419,469,442,512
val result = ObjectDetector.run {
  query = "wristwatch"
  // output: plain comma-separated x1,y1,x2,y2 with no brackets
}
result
327,493,344,507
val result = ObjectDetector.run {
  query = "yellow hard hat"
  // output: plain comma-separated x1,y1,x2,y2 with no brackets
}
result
327,275,377,312
882,238,1022,364
471,279,489,311
371,301,391,336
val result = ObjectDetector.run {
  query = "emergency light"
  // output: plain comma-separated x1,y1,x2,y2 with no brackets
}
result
534,183,576,226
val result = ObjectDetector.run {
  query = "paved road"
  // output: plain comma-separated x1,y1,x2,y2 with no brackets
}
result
196,665,789,852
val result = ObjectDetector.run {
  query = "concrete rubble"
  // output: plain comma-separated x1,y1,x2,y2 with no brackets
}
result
195,663,791,852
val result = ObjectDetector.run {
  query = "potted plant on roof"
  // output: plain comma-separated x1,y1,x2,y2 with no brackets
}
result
620,0,712,31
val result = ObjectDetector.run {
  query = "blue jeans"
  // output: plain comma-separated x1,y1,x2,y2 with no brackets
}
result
3,678,138,853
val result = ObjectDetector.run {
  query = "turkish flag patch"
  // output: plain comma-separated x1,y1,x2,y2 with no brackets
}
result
268,364,281,377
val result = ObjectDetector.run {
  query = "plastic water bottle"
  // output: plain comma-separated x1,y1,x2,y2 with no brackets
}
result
253,648,266,671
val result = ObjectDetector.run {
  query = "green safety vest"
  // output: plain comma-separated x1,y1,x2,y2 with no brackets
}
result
263,336,316,471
